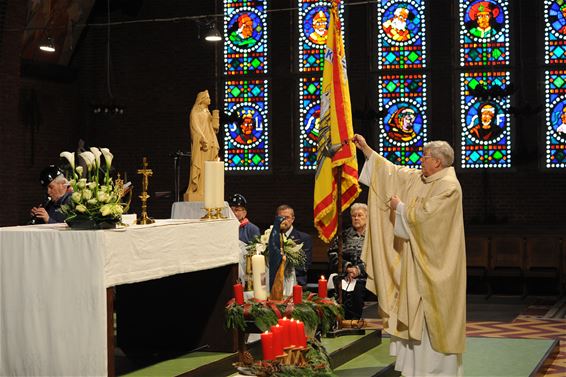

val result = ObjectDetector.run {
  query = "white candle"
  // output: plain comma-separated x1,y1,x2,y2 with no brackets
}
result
204,160,224,208
252,254,267,300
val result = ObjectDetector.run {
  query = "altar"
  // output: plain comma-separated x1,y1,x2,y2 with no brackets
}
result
0,217,239,377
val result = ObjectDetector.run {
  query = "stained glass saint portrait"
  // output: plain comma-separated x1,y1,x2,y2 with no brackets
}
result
465,0,504,40
307,9,329,45
467,102,505,142
381,3,419,44
385,106,421,143
227,10,263,50
229,106,263,147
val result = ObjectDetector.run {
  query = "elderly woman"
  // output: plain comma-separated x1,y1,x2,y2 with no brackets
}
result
327,202,368,319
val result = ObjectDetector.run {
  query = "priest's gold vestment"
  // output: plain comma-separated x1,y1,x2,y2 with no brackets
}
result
362,152,466,354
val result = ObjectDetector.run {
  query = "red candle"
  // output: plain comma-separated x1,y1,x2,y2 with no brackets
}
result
296,320,307,348
277,317,290,348
270,324,284,356
289,319,299,347
233,283,244,305
318,275,328,298
260,331,274,360
293,284,303,304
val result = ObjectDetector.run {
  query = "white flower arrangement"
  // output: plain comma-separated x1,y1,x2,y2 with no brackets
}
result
59,147,130,227
246,226,306,269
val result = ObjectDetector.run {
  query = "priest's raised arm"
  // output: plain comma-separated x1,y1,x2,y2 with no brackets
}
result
352,134,466,377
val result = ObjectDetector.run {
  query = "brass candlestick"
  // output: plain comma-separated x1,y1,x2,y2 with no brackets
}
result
136,157,155,225
201,206,227,220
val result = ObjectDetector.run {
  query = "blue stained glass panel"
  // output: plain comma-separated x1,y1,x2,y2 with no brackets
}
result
224,80,270,171
224,0,268,75
459,0,510,67
298,77,323,170
545,1,566,64
460,71,511,168
378,74,428,166
377,0,427,69
545,70,566,168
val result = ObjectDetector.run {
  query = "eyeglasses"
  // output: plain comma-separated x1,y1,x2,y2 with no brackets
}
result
421,155,434,160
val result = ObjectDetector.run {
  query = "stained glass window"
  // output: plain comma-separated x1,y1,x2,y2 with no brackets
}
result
376,1,428,167
544,72,566,168
377,0,426,69
297,1,343,170
459,0,510,67
298,76,322,169
545,0,566,64
223,0,270,172
458,0,512,169
224,80,270,170
223,0,268,75
544,2,566,168
378,74,428,165
298,0,343,73
460,71,511,168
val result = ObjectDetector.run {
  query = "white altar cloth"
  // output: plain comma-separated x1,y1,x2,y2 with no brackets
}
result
0,219,239,377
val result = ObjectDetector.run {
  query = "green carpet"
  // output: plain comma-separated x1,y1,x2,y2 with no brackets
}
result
334,338,394,377
463,337,555,376
121,336,555,377
121,351,229,377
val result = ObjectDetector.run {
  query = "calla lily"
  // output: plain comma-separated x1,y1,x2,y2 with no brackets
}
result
90,147,102,168
75,166,83,177
100,148,113,169
59,151,75,170
79,151,96,171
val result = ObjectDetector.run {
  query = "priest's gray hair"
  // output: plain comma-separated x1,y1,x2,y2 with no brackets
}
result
424,141,454,167
350,203,368,215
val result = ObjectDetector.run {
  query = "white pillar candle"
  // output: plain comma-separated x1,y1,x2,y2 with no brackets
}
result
252,254,267,300
204,160,224,208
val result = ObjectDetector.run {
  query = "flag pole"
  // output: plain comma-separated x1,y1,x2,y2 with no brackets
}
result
336,165,343,306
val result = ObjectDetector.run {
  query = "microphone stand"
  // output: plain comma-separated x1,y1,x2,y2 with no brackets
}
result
168,150,191,202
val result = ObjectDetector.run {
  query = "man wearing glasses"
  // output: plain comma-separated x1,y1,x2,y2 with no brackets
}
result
353,134,466,377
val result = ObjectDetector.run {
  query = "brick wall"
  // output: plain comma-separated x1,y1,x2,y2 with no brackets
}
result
0,0,563,234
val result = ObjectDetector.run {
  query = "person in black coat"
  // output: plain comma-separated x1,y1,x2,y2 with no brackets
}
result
29,165,72,224
276,204,313,286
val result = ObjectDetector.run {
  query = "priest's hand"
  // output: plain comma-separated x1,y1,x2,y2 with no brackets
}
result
352,134,373,158
390,195,400,210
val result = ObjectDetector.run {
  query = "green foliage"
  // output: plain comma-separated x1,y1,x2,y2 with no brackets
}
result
291,303,318,335
225,303,245,331
251,302,279,332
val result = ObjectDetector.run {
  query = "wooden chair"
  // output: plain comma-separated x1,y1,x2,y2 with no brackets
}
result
465,235,490,295
524,236,563,296
487,236,525,296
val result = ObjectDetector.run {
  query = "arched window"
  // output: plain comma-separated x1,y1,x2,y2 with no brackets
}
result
376,0,428,167
223,0,270,171
459,0,512,168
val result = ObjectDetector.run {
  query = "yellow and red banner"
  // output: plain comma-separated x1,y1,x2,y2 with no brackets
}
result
313,0,360,243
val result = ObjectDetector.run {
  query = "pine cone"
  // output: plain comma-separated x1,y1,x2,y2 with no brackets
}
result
242,350,254,366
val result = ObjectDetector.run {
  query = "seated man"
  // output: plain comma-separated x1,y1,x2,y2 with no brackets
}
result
327,203,368,319
277,204,312,286
29,165,72,224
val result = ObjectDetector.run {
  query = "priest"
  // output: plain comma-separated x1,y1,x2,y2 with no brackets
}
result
352,134,466,377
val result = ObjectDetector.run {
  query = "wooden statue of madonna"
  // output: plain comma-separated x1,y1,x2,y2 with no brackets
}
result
184,90,220,202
